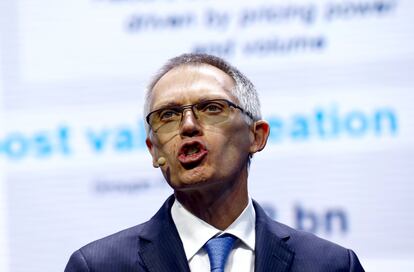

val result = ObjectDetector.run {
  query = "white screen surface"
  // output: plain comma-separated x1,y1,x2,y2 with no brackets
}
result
1,0,414,271
0,31,10,272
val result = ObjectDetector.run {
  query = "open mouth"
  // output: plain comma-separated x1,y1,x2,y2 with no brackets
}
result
177,141,208,169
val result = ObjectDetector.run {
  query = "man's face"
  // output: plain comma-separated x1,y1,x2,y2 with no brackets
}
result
146,64,254,191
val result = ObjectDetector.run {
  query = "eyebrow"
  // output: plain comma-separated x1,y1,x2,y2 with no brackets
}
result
153,101,182,110
153,97,229,111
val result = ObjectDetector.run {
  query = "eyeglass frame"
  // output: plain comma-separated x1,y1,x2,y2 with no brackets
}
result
145,98,254,133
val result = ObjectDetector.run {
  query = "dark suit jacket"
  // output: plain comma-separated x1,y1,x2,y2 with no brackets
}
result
65,196,364,272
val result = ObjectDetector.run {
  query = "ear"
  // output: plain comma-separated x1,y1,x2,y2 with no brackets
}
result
146,137,157,163
249,120,270,154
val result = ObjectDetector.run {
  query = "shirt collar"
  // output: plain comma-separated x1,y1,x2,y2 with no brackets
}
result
171,197,256,261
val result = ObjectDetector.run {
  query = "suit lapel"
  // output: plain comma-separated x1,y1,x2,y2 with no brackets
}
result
138,196,190,272
137,197,294,272
254,201,295,272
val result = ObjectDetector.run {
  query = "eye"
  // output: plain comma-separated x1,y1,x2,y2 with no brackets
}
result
158,109,180,121
199,101,225,114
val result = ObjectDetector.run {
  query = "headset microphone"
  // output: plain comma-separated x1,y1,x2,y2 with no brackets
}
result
154,157,166,168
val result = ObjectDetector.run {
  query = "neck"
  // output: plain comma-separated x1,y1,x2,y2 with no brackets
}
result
174,168,249,230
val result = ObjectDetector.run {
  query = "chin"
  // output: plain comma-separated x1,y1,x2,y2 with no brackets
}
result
171,171,216,191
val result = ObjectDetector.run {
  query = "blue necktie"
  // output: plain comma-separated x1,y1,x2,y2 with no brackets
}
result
204,234,237,272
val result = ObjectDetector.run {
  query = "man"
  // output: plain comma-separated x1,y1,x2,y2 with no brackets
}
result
65,53,364,271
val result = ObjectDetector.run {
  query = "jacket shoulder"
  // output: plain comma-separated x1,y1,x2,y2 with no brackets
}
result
65,222,149,272
65,196,176,272
272,221,363,271
82,222,146,255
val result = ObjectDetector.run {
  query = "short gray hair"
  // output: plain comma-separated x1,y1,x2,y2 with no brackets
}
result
144,53,262,134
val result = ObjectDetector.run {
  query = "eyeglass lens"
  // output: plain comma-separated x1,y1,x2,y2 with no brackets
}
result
149,100,234,133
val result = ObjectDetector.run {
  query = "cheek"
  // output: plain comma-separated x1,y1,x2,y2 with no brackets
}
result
210,127,251,161
154,134,179,157
229,138,250,162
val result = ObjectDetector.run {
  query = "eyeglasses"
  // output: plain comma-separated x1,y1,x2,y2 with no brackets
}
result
146,99,253,133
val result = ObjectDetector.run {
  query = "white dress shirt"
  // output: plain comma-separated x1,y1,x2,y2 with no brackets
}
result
171,198,256,272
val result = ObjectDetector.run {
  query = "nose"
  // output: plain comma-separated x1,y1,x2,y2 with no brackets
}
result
179,108,202,137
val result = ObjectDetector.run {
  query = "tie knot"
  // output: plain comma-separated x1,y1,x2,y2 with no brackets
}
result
203,234,237,272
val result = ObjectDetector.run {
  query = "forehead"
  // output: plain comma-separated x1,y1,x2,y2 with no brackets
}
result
150,64,236,110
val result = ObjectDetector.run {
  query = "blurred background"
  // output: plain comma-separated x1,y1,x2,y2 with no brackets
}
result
0,0,413,271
